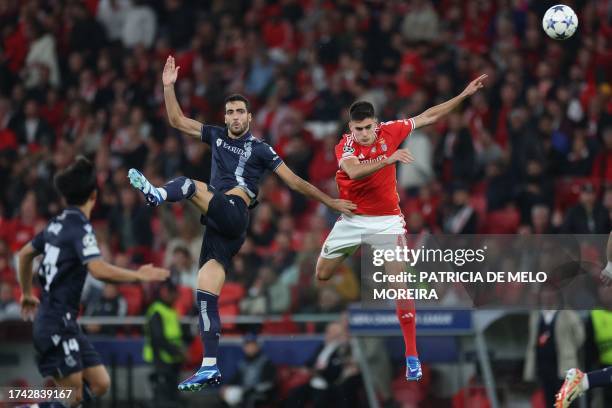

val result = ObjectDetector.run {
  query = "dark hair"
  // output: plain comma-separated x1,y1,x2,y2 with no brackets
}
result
349,101,375,121
224,94,250,112
54,156,97,206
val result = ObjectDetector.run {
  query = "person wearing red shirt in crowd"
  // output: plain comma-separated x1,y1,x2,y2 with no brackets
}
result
315,74,488,382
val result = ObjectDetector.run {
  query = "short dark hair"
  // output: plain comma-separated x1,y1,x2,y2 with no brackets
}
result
349,101,375,121
224,94,250,112
54,156,97,206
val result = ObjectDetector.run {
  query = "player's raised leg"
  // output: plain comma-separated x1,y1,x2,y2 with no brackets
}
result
555,366,612,407
128,169,214,212
82,364,111,400
178,259,225,391
54,371,85,407
315,255,348,281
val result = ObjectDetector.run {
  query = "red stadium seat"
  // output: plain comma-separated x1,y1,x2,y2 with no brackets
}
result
482,208,520,234
554,177,600,212
276,365,312,400
117,284,144,315
173,285,194,316
261,315,300,335
219,283,245,332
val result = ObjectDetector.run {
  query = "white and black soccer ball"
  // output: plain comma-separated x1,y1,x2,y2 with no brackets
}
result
542,4,578,40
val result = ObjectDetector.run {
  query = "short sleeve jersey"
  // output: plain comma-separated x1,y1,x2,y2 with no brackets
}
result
31,208,101,321
201,125,283,200
334,118,415,215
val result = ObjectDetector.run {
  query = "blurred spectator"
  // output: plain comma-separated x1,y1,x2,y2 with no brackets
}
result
121,0,156,49
23,20,60,89
221,334,277,408
401,0,440,42
143,281,184,408
239,265,290,315
283,321,361,408
523,285,585,408
85,283,127,335
440,183,477,234
168,245,197,290
584,286,612,406
0,281,20,321
562,183,611,234
108,186,153,252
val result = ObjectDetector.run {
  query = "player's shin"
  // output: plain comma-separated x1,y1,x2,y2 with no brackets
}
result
197,289,221,367
160,176,196,202
395,298,418,357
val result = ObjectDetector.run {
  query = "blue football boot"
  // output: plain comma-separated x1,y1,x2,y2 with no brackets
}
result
406,356,422,381
178,365,222,391
127,168,164,207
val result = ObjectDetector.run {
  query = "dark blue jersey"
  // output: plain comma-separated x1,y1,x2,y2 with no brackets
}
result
201,125,283,202
30,207,101,323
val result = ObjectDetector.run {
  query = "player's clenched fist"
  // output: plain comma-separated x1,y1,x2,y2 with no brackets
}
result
20,294,39,321
385,148,415,165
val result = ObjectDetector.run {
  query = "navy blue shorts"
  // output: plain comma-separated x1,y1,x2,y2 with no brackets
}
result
199,189,249,271
33,317,102,379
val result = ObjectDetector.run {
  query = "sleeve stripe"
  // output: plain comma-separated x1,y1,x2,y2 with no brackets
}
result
409,117,416,130
271,159,284,172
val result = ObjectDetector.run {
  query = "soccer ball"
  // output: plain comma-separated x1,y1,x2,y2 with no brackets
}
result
542,4,578,40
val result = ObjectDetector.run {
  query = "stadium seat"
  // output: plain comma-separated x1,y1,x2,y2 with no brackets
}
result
219,283,245,332
173,285,194,316
482,208,520,234
261,315,300,335
554,177,600,212
276,365,312,400
117,284,144,315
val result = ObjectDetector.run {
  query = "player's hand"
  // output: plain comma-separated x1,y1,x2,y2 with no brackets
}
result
385,148,415,165
162,56,180,86
331,199,357,215
461,74,488,97
137,264,171,282
601,262,612,286
20,294,39,321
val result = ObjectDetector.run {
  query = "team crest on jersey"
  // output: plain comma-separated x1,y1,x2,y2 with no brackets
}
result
371,147,376,153
381,144,387,152
343,144,355,154
216,138,222,147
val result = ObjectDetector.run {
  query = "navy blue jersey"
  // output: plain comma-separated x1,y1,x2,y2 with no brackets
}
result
201,125,283,202
30,207,101,322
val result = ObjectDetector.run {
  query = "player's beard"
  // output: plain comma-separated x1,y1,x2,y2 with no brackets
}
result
228,121,249,137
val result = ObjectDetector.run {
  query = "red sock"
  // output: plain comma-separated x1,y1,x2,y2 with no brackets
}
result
396,299,418,357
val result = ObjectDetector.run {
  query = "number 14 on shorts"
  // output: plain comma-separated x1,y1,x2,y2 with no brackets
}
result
62,338,79,355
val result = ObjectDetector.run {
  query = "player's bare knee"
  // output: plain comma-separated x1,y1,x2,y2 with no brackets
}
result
315,265,333,281
69,389,83,407
91,375,111,396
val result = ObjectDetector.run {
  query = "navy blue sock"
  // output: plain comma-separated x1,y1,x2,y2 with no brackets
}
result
161,177,196,202
197,289,220,364
587,367,612,388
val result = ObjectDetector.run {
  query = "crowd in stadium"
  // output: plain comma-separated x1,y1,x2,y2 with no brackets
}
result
0,0,610,327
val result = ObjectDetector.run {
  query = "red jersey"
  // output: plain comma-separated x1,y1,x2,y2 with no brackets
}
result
335,118,415,215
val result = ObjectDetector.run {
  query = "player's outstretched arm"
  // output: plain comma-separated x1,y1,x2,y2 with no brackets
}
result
341,148,415,180
163,55,203,139
274,163,357,215
88,260,170,283
412,74,487,129
17,242,40,321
